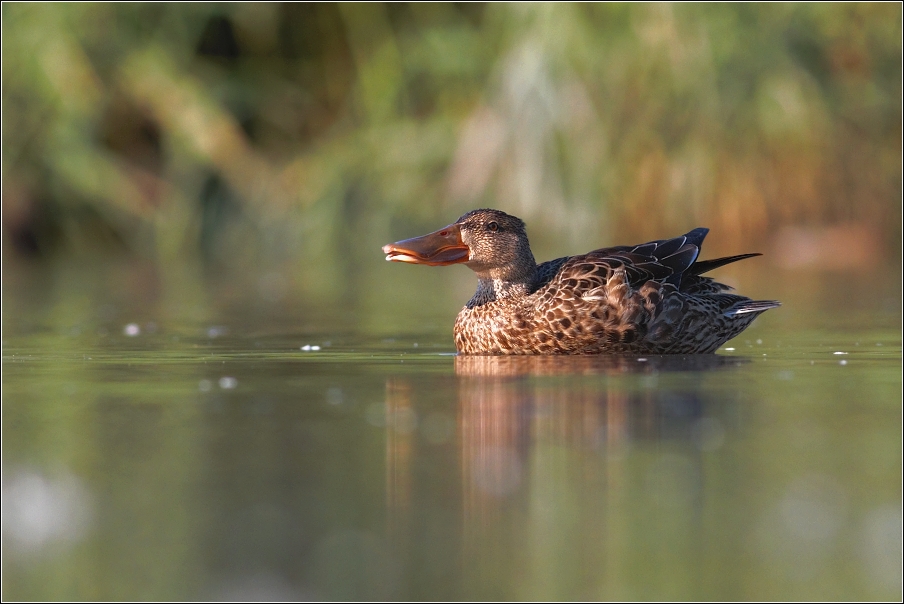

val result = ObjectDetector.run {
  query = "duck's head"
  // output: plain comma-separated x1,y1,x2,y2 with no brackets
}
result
382,209,536,280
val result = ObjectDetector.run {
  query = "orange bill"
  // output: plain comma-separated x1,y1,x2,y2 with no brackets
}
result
382,224,470,266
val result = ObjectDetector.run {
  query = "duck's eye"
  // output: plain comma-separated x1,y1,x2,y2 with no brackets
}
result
486,221,499,232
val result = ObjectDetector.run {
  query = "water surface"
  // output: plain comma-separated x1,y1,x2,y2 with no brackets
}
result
2,271,901,600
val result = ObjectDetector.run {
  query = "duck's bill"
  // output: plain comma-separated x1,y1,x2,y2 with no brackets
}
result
382,224,470,266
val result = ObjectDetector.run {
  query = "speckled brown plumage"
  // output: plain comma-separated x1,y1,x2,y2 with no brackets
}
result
383,209,780,355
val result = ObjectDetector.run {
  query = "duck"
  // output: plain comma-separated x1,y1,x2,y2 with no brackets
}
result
382,209,780,355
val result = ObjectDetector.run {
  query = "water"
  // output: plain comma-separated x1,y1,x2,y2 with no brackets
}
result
2,271,901,600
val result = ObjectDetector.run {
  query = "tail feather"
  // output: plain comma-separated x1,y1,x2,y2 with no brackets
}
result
690,253,762,275
723,300,781,317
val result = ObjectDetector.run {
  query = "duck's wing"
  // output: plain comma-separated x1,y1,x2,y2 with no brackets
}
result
538,228,768,297
578,229,707,289
528,230,778,353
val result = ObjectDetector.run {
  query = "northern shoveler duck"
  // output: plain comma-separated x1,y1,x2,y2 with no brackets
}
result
382,209,780,355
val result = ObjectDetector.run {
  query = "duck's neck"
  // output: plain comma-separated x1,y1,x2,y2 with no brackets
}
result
466,258,538,309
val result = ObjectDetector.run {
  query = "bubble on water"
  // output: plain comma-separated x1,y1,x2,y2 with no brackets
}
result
123,323,140,336
756,339,763,344
198,379,212,392
300,345,321,351
839,360,848,366
2,467,94,555
833,351,848,355
219,377,238,389
636,358,648,362
724,347,735,351
207,326,227,338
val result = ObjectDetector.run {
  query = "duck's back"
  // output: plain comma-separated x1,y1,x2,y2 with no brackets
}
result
454,229,779,355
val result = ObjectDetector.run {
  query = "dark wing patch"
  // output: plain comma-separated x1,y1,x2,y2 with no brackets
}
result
629,242,658,256
659,245,700,286
562,231,707,291
536,227,717,296
648,235,686,257
682,227,710,248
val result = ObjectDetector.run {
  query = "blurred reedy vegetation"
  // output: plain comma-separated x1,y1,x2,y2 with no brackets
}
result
2,3,901,292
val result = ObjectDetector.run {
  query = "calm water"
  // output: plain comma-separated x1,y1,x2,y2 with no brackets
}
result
2,267,902,600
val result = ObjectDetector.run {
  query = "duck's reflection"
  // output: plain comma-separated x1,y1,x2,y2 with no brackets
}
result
453,353,747,377
453,354,747,585
384,379,414,542
454,354,745,470
383,353,749,582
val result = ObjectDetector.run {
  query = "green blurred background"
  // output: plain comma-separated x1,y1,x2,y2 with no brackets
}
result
2,5,902,601
2,2,902,327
